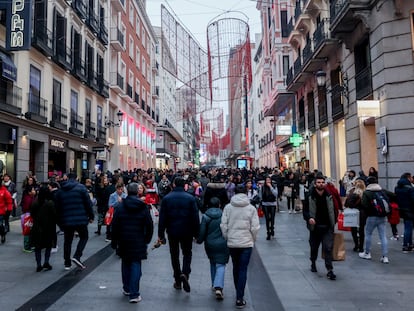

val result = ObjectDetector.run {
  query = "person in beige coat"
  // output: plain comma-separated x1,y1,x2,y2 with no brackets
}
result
220,184,260,309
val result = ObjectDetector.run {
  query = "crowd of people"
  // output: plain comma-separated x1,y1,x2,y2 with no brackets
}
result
0,165,413,308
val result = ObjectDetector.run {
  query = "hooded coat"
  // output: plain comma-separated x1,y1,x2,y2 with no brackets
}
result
220,193,260,248
197,207,229,264
361,183,395,217
394,177,414,220
111,196,153,261
55,180,94,227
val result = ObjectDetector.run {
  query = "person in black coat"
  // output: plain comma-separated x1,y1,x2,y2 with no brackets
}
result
55,173,94,270
111,183,154,303
158,177,200,293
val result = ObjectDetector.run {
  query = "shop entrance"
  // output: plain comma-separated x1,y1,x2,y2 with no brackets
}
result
48,150,66,178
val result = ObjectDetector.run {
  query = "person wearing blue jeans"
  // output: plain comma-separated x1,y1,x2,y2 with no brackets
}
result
197,197,229,300
221,185,260,309
361,216,388,260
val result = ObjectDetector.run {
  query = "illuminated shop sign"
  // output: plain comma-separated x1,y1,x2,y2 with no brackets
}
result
4,0,32,51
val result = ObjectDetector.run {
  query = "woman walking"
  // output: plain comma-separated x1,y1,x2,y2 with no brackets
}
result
197,197,229,300
260,176,278,240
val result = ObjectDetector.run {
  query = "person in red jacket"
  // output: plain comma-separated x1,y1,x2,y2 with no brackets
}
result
0,175,13,244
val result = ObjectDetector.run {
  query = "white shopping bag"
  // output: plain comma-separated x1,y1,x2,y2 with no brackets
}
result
343,208,359,227
150,204,159,224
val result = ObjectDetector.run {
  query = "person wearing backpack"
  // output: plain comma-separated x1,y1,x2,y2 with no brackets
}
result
359,176,396,263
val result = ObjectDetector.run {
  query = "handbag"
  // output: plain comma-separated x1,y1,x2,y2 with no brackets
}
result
283,186,292,197
337,212,351,231
322,232,346,261
257,206,264,218
104,206,114,226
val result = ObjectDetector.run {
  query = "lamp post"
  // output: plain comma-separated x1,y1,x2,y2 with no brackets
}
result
315,70,349,104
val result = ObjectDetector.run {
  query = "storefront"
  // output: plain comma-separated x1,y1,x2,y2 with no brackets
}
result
68,141,95,181
0,122,17,177
48,136,67,178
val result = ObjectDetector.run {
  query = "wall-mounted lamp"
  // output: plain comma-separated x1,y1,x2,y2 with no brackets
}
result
22,131,28,138
316,70,349,104
105,110,124,128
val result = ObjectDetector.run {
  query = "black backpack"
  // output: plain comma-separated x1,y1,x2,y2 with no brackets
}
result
371,191,391,217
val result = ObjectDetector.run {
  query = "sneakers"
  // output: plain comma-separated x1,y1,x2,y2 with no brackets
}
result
129,296,142,303
64,265,72,270
402,246,413,253
236,299,247,309
122,289,130,296
215,288,224,300
105,238,111,242
22,248,33,253
327,270,336,280
180,274,191,293
381,256,390,264
51,247,58,253
71,257,86,269
36,266,43,272
390,235,399,241
358,252,372,260
43,263,52,271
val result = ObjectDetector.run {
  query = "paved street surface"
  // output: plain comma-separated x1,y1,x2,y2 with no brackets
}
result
1,199,414,311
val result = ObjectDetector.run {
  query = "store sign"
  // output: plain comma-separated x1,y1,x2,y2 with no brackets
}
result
276,125,292,136
50,138,66,150
80,144,89,151
289,133,303,147
4,0,32,51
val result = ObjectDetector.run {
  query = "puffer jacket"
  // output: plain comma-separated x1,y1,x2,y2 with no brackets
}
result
55,180,94,227
361,183,395,217
220,193,260,248
308,187,336,231
0,186,12,215
395,178,414,220
197,207,229,264
111,196,153,261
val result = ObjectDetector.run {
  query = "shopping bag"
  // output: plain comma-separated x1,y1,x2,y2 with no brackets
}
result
104,206,114,226
257,206,264,218
21,212,33,236
337,212,351,231
283,186,292,197
322,232,346,261
387,202,400,225
150,204,159,224
343,208,359,227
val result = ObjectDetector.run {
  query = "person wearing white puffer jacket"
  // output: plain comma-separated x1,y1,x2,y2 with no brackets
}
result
220,184,260,309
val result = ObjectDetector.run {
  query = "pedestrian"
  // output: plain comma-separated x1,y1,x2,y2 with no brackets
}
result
359,176,395,263
306,174,337,280
394,172,414,252
48,181,60,253
197,197,229,300
283,172,298,214
107,182,127,240
0,175,13,244
202,175,229,213
21,176,38,252
259,176,278,240
95,175,115,239
55,172,94,270
30,185,56,272
3,173,17,222
157,177,200,293
220,184,260,309
111,183,154,303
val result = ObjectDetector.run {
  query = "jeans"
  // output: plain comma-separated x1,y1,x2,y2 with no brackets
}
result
229,247,252,301
168,236,193,282
210,262,226,289
403,219,413,247
364,216,388,257
122,259,142,299
62,225,89,266
309,226,334,270
262,205,276,235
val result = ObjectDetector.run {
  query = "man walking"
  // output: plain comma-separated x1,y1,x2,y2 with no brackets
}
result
220,184,260,309
307,174,337,280
111,183,153,303
158,177,200,293
395,173,414,253
55,173,94,270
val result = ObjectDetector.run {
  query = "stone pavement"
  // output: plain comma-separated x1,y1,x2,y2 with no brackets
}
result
1,199,414,310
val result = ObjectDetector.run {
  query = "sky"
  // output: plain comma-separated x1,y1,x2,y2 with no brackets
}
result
145,0,262,48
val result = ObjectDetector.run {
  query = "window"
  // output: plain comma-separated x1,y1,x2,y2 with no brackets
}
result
52,79,62,121
281,11,288,37
136,17,140,37
85,98,91,127
283,55,289,76
97,106,103,128
129,7,134,25
136,48,140,68
129,35,134,59
70,90,78,127
29,65,41,113
142,58,146,77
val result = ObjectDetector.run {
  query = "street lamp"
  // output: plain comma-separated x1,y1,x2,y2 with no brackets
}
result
105,110,124,127
315,70,349,103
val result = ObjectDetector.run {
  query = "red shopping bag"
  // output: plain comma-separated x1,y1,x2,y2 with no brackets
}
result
387,202,400,225
21,213,33,236
104,206,114,226
257,206,264,218
337,212,351,231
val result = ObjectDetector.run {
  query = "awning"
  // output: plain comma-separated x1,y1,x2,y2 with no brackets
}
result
0,52,17,82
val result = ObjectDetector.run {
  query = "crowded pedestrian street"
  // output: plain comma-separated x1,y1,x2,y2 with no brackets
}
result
1,198,413,311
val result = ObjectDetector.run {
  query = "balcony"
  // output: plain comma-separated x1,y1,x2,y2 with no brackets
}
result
110,27,125,51
330,0,372,46
99,23,108,45
96,125,106,143
0,85,22,115
25,93,48,124
152,61,159,73
50,106,68,131
69,114,83,136
72,59,87,83
54,44,72,71
32,25,54,57
84,121,96,140
109,72,124,94
152,86,159,98
97,76,109,98
87,10,100,34
111,0,125,12
72,0,87,21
